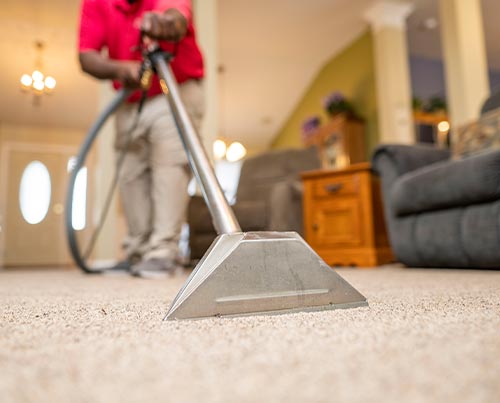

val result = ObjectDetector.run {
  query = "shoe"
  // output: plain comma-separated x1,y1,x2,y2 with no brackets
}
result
106,253,141,272
108,260,132,272
130,258,177,278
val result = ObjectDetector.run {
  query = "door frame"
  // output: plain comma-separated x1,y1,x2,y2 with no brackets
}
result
0,141,79,267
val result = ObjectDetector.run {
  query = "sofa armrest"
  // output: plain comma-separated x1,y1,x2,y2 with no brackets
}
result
187,195,217,260
391,148,500,216
371,144,451,221
268,180,305,234
372,144,450,178
188,195,215,233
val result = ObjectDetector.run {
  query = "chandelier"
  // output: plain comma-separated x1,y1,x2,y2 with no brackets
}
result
213,139,247,162
20,41,56,96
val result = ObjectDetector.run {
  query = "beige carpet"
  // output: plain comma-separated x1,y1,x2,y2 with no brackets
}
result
1,266,499,403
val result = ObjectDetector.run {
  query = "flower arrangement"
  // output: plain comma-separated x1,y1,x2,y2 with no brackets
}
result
301,115,321,144
322,91,355,117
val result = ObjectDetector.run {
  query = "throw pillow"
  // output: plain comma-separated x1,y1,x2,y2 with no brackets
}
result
452,108,500,159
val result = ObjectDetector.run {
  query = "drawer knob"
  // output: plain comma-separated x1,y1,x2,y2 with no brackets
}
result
312,223,319,231
324,183,343,193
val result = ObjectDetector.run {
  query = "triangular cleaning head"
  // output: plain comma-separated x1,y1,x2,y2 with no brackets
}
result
166,232,367,320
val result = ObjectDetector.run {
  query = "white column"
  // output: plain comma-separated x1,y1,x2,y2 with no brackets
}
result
193,0,218,156
439,0,490,127
365,1,414,144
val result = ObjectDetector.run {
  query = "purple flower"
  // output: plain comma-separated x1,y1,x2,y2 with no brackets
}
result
301,115,321,143
322,91,354,116
302,116,321,134
322,91,345,110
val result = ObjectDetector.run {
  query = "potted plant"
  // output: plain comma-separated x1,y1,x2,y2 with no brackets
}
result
424,96,447,114
412,96,424,112
322,91,356,118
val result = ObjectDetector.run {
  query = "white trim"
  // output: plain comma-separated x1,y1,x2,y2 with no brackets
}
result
364,1,414,32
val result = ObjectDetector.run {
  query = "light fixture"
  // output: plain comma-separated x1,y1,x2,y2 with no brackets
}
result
437,120,450,132
212,139,247,162
213,139,228,160
226,142,247,162
20,41,56,98
435,120,450,148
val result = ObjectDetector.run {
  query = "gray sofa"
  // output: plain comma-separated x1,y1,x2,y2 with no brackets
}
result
372,144,500,268
188,147,321,260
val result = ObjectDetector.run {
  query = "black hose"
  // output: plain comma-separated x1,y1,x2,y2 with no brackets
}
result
65,89,131,273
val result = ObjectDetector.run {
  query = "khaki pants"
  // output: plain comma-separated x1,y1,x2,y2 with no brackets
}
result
115,79,204,261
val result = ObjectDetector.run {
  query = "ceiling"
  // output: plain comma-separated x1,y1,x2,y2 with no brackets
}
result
0,0,100,131
0,0,498,148
217,0,373,148
406,0,500,70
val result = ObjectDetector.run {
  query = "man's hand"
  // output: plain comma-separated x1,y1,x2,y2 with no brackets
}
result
115,61,142,89
141,9,187,42
79,51,141,89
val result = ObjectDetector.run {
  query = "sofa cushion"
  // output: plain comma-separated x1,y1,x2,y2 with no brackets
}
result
391,149,500,216
236,152,289,202
233,200,268,231
189,198,268,233
236,147,320,202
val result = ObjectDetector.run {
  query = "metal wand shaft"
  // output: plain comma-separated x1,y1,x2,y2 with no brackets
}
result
152,54,241,235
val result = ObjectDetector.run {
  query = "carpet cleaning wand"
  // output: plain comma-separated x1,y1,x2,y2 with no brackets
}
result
146,46,368,320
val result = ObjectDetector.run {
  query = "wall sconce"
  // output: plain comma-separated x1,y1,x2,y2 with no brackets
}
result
20,41,56,98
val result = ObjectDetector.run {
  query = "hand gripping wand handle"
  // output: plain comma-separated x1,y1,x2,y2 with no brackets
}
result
150,51,241,235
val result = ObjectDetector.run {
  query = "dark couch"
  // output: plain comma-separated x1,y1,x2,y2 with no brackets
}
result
372,91,500,269
373,143,500,268
188,147,321,260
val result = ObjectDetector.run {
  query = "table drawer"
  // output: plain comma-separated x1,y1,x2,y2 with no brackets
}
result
312,173,360,199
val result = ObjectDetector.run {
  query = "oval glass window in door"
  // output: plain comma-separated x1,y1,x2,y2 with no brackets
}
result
19,161,52,224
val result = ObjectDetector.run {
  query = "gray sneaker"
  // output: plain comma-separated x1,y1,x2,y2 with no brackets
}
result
130,258,177,278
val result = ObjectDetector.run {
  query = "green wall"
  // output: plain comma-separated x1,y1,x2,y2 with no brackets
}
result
272,31,378,155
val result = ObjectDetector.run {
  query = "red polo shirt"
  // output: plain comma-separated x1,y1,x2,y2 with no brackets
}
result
78,0,204,101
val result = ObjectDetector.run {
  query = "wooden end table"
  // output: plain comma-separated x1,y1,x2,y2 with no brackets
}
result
301,162,394,267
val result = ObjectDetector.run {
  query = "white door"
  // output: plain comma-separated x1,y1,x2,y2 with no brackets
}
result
0,142,93,267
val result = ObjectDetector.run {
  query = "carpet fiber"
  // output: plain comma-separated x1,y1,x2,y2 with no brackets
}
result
1,266,499,403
